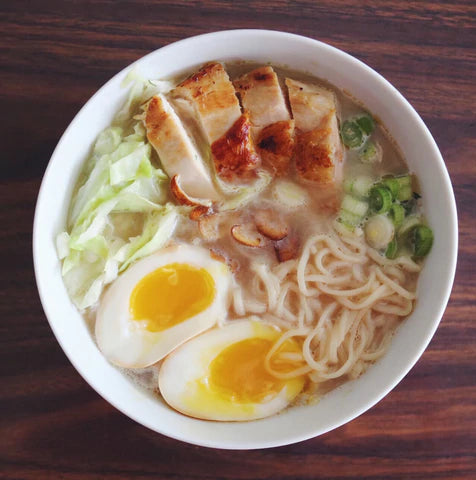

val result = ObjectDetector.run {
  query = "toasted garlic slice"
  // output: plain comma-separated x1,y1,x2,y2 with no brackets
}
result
254,209,289,241
170,175,212,208
231,224,265,248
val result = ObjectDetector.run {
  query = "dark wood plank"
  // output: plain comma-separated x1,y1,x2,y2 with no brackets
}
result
1,1,475,479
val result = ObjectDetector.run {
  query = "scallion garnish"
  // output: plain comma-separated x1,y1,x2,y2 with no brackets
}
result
391,175,412,201
412,225,434,257
365,214,395,250
344,175,374,198
381,177,400,200
339,209,362,228
389,203,405,227
341,120,364,149
395,175,412,188
341,194,369,217
355,114,375,135
385,237,398,259
369,186,392,214
397,185,413,202
359,141,382,164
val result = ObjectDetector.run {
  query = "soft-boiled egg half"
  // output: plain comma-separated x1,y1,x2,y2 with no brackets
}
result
95,245,232,368
158,320,306,421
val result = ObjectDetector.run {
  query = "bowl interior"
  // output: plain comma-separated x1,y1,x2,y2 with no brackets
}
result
33,30,457,449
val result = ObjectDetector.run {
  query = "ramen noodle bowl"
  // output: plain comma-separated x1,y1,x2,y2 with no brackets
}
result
34,30,457,449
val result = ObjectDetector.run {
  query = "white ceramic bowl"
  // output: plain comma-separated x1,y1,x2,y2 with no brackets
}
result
33,30,457,449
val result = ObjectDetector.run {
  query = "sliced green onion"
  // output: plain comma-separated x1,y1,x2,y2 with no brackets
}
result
365,214,395,250
389,203,405,227
381,177,400,199
385,237,398,259
395,175,412,188
398,215,422,239
355,114,375,135
339,209,362,228
341,121,364,149
359,141,382,164
397,185,413,202
412,225,434,257
334,218,357,235
393,175,412,201
344,175,374,198
353,175,375,197
341,194,369,218
369,186,392,214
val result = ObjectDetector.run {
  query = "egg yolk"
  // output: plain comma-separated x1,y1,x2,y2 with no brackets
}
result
209,338,287,404
129,263,216,332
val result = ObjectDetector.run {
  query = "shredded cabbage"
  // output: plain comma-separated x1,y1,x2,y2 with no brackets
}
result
115,70,175,125
57,72,180,310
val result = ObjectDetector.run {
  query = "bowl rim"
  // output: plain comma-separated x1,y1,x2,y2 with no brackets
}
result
33,29,458,449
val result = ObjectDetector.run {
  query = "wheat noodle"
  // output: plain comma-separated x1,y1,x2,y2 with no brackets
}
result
231,226,419,384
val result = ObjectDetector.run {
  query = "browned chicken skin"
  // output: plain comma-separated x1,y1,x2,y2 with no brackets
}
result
294,126,337,184
173,62,242,144
150,63,343,188
256,120,295,176
211,114,260,182
286,78,343,184
234,66,293,176
173,62,259,182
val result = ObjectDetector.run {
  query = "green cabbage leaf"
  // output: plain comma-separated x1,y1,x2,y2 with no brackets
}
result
57,111,178,310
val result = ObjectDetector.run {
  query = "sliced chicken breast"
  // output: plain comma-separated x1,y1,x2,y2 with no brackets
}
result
294,125,342,184
256,120,295,176
211,114,260,182
286,78,338,132
234,66,290,128
172,62,242,144
286,78,343,183
234,66,293,176
144,94,220,200
172,62,259,183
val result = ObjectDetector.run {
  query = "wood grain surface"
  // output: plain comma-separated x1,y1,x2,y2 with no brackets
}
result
1,1,475,479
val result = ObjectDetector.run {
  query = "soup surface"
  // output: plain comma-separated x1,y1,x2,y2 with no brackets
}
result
58,61,433,421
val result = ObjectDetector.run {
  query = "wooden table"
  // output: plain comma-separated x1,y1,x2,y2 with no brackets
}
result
2,1,475,478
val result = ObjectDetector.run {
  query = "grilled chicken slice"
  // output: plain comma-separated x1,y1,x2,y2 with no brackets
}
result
211,114,260,181
173,62,242,144
256,120,295,176
173,62,259,183
234,66,290,129
286,78,343,183
294,126,342,183
144,94,219,200
286,78,338,132
234,66,294,176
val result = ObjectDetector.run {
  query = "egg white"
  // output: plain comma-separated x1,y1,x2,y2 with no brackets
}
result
95,244,232,368
158,319,306,421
